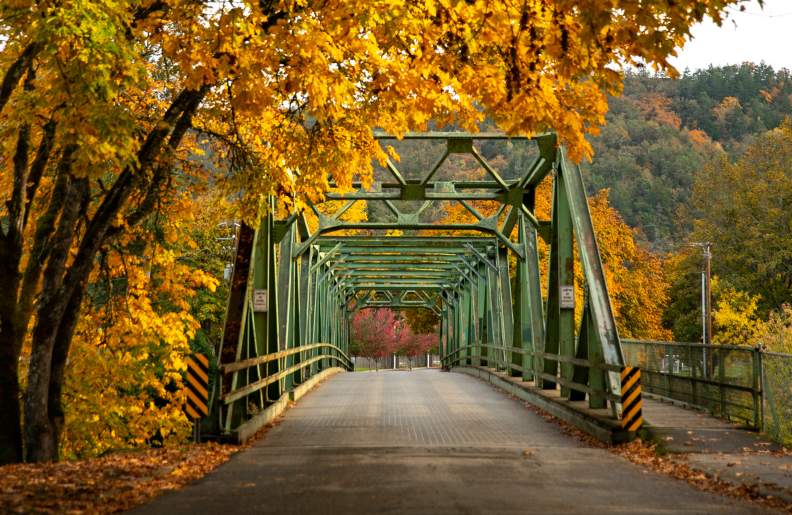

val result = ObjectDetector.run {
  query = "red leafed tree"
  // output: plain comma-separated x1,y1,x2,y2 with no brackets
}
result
394,325,437,370
350,308,401,371
350,308,438,370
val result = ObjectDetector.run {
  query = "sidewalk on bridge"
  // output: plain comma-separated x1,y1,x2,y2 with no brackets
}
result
642,395,792,503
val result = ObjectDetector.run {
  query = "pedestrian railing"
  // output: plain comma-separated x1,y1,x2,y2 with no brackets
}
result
442,337,792,443
762,351,792,444
441,343,625,406
621,340,762,429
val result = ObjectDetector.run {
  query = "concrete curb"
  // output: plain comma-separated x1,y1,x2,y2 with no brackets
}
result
232,367,345,443
452,365,635,444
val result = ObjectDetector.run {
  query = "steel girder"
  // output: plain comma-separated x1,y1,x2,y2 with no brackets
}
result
212,132,627,439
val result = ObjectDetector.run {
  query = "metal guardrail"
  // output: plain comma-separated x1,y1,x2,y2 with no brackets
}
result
762,351,792,444
621,339,762,429
441,343,625,403
443,338,792,436
441,337,792,444
220,343,352,405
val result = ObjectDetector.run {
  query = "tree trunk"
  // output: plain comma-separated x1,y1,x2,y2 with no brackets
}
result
23,307,60,461
0,42,40,115
22,88,205,461
23,173,84,462
0,325,22,464
0,169,23,464
47,286,86,459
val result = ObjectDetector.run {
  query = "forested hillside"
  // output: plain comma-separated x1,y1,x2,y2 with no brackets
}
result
585,63,792,247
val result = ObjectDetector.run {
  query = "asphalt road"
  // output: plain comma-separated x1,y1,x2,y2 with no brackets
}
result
132,369,768,514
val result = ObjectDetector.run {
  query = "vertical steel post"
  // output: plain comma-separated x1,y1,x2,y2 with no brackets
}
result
440,303,447,367
250,220,269,407
543,174,562,389
278,225,294,390
558,149,624,415
459,287,469,365
498,246,515,373
555,170,575,397
523,222,545,384
756,346,765,431
513,221,527,378
486,259,504,370
264,210,281,403
470,278,481,367
476,263,487,367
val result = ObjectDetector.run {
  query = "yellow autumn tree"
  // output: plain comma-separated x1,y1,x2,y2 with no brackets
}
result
60,186,224,459
532,179,670,339
710,281,765,346
757,305,792,354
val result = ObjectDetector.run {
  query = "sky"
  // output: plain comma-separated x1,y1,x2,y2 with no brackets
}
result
670,0,792,72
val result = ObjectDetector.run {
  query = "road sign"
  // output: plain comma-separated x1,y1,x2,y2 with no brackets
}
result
185,354,210,419
620,366,643,432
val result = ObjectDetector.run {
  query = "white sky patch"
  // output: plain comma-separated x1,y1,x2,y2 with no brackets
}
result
671,0,792,72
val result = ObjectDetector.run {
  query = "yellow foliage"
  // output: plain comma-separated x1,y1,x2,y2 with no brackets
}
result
711,283,764,346
757,305,792,353
61,190,222,459
1,0,739,221
587,190,671,339
712,96,742,122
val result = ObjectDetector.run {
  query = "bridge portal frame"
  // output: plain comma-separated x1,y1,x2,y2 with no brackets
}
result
210,132,627,440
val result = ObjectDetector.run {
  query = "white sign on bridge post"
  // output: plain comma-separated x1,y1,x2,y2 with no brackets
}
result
253,289,268,312
560,285,575,309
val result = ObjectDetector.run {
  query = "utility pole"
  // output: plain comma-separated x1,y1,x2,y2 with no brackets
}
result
686,242,713,376
687,242,713,345
703,243,712,346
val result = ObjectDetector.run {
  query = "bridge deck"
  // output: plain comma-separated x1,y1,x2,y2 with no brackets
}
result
134,370,764,514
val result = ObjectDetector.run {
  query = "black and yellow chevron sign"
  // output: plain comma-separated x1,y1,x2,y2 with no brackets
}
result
185,354,210,420
620,366,642,432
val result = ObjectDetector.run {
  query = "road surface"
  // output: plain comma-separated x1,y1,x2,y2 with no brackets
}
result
133,369,766,514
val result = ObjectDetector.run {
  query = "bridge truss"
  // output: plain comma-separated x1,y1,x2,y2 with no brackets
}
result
211,132,628,440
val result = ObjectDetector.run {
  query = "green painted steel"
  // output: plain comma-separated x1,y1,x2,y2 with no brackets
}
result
212,132,629,438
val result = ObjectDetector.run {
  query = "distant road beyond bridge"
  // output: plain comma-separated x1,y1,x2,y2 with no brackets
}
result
134,370,763,515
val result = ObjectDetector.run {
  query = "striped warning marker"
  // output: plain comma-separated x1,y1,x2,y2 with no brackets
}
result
185,354,210,420
620,366,642,432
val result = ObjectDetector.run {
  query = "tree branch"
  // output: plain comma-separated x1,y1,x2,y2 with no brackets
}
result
23,119,57,229
110,84,209,235
0,42,40,116
4,65,36,243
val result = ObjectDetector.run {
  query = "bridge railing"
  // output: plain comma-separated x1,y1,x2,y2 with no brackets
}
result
621,339,761,428
441,344,624,405
216,343,352,435
444,337,792,443
762,351,792,445
622,339,792,444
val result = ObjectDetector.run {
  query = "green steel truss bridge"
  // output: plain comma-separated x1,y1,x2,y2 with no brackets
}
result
210,132,634,442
